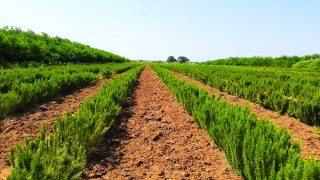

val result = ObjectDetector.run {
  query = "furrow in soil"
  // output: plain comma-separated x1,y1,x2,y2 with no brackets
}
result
169,70,320,160
82,66,242,180
0,77,114,179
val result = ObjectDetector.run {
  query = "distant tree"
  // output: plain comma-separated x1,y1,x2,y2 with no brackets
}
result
166,56,177,62
177,56,190,63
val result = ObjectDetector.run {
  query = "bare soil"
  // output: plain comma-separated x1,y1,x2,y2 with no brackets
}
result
169,70,320,160
0,77,114,180
82,66,242,180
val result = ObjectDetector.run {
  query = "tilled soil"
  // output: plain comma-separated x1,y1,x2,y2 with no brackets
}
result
0,77,114,180
169,70,320,160
82,66,242,180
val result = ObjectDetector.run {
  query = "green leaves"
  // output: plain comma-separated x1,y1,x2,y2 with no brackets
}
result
151,64,320,180
0,27,128,66
203,54,320,68
7,64,144,179
162,64,320,125
0,63,139,117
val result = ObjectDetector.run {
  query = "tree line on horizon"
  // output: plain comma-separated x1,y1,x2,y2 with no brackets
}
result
0,26,129,68
202,54,320,68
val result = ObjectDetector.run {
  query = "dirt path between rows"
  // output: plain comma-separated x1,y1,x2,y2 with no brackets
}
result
0,77,115,180
82,66,242,180
169,70,320,160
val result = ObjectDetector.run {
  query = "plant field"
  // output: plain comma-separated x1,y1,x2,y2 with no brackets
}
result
0,63,139,116
82,66,242,179
1,63,320,179
169,69,320,161
2,64,144,179
161,64,320,126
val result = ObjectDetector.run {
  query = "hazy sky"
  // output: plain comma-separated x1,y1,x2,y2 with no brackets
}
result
0,0,319,62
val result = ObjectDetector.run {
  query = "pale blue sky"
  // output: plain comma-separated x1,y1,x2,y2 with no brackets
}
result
0,0,319,62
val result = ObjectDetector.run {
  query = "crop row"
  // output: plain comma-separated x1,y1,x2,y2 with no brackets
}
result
0,63,138,92
161,64,320,126
0,63,139,117
150,64,320,180
7,64,145,179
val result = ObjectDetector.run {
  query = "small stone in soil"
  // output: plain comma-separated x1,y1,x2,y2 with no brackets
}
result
152,132,163,141
136,160,143,166
39,107,47,111
158,170,165,176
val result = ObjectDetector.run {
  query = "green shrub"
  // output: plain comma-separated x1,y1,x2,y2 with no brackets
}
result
292,59,320,71
7,65,145,179
151,64,320,180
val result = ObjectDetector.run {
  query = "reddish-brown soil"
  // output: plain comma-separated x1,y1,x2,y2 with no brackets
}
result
0,77,114,180
82,66,242,180
169,70,320,161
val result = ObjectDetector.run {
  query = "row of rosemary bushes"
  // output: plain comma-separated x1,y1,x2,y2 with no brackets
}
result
0,63,139,117
150,64,320,180
7,64,145,179
161,64,320,126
